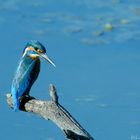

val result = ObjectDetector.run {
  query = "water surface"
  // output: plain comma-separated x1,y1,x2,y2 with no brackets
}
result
0,0,140,140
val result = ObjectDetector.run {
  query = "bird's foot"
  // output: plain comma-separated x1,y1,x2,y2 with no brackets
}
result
19,95,33,102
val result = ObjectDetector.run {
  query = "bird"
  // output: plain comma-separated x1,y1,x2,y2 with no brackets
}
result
11,40,55,111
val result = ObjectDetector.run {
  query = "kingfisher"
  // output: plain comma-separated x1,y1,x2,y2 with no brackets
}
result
11,40,55,111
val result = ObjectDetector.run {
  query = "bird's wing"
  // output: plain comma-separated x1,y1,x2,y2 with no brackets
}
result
12,58,37,97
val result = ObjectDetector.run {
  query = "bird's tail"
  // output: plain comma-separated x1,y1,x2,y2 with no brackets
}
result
13,98,19,111
11,88,19,111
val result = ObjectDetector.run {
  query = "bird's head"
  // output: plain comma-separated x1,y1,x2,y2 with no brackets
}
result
23,40,55,67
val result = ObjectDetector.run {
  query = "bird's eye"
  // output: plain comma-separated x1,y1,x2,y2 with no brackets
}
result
34,47,38,51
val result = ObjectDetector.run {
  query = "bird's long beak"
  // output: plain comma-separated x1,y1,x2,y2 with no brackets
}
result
40,53,56,67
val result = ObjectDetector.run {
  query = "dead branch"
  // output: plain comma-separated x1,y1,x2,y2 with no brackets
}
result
6,84,94,140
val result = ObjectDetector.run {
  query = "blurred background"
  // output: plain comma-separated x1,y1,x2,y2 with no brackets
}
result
0,0,140,140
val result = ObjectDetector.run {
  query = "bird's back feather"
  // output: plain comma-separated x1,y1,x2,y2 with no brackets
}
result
11,55,40,110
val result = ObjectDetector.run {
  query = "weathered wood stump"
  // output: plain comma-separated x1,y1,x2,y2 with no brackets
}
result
6,84,94,140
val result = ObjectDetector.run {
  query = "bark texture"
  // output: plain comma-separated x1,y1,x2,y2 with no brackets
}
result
6,84,94,140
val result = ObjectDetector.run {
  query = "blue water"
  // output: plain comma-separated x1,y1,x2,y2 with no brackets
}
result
0,0,140,140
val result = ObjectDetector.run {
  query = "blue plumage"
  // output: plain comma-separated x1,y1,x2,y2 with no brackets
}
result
11,40,55,111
